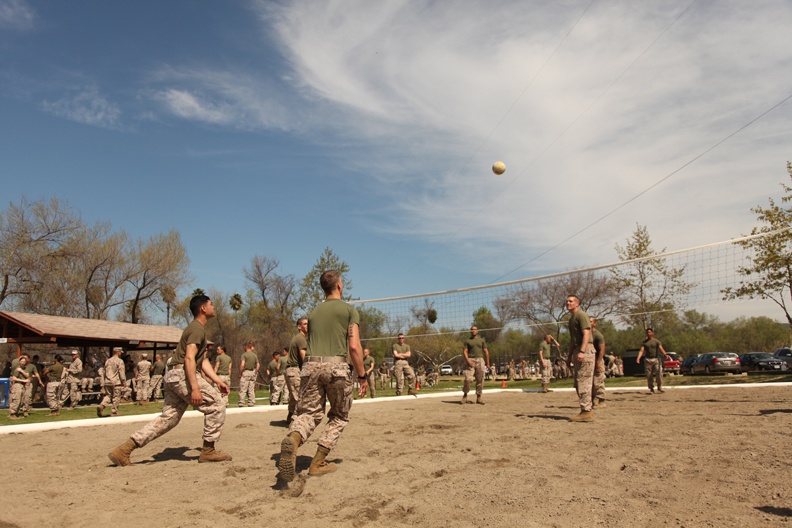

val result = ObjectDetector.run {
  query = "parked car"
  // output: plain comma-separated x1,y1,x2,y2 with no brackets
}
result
739,352,785,372
663,352,682,375
690,352,741,375
680,354,701,375
440,364,453,375
773,348,792,369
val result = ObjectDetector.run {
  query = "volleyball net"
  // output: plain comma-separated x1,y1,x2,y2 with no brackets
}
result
352,229,784,345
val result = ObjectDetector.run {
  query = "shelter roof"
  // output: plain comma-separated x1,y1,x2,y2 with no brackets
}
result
0,311,182,350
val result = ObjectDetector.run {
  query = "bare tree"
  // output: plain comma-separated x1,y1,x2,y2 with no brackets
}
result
0,197,83,308
124,230,191,324
497,271,619,339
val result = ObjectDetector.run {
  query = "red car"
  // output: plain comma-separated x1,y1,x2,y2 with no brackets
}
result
663,352,681,375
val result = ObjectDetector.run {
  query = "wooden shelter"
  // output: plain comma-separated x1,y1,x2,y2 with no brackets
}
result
0,311,182,358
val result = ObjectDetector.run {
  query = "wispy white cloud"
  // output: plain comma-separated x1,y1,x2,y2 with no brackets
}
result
40,85,121,129
257,0,792,279
0,0,35,30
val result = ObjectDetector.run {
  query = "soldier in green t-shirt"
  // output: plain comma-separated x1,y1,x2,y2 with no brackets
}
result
44,355,66,416
392,333,417,396
284,317,308,424
238,342,260,407
590,317,607,408
108,294,232,466
213,346,232,407
361,348,376,398
566,295,596,421
267,350,285,405
461,326,490,405
149,354,166,401
278,270,368,484
538,334,560,393
636,328,669,394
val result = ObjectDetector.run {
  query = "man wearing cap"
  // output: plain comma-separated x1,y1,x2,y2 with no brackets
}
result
60,350,83,411
149,354,166,401
98,347,126,417
108,294,231,466
392,333,417,396
278,270,368,482
44,355,66,416
135,353,152,406
213,346,232,407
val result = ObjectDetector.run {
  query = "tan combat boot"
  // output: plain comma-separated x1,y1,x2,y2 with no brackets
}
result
97,405,104,418
460,394,468,405
278,432,302,482
569,410,594,422
199,441,232,463
108,438,137,466
407,388,417,396
476,395,485,405
308,445,336,477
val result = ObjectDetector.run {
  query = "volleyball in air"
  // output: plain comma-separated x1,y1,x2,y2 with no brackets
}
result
492,161,506,175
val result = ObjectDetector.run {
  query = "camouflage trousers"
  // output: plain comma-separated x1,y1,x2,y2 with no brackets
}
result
270,375,285,405
573,344,596,412
289,361,353,451
216,375,230,406
131,367,226,447
284,367,301,420
60,380,81,409
238,370,256,406
645,358,662,390
378,373,389,390
99,384,124,414
121,380,132,400
23,383,34,412
8,383,26,416
463,357,486,396
149,375,163,400
592,357,606,401
364,371,376,398
46,381,62,411
136,377,150,402
541,359,552,385
394,359,415,395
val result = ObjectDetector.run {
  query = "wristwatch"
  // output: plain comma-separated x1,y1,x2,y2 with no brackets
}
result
357,375,367,380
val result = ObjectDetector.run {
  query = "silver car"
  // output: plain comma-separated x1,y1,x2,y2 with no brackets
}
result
773,348,792,369
690,352,741,375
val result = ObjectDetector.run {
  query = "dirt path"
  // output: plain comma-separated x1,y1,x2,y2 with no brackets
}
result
1,384,791,527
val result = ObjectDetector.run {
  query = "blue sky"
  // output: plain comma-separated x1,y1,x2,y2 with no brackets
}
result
2,0,792,322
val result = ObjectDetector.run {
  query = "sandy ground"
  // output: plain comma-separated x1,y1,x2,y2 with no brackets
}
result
1,384,791,528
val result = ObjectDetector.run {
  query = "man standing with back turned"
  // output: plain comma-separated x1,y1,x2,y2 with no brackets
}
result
108,294,231,466
278,270,368,482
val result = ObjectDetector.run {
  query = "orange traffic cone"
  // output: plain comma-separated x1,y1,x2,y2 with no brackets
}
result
501,380,506,388
416,380,421,390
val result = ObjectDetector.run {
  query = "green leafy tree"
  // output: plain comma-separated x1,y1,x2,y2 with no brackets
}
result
611,224,694,330
723,162,792,325
472,306,502,342
296,247,351,313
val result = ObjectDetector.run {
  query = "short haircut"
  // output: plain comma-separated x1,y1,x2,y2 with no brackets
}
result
320,270,340,295
190,294,211,317
567,294,580,303
216,345,225,353
297,317,307,326
54,355,63,363
646,327,654,333
272,350,280,357
245,341,255,349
